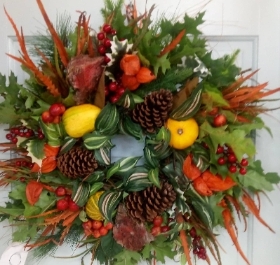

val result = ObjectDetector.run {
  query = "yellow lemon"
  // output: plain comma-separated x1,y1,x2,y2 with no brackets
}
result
85,191,104,221
166,118,199,149
62,104,101,138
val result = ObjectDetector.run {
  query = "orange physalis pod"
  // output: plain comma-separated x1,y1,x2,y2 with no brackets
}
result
201,171,236,191
193,177,213,196
31,144,60,173
26,181,44,206
136,67,156,83
120,54,141,76
183,154,201,181
121,74,140,91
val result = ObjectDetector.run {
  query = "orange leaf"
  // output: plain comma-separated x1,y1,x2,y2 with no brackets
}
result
136,67,156,83
222,208,250,265
193,177,213,196
26,181,44,206
201,171,236,191
183,155,201,180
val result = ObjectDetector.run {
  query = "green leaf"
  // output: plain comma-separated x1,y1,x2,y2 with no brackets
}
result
114,249,142,265
83,131,110,150
39,119,65,146
99,190,122,221
123,167,151,192
59,136,77,154
148,168,160,188
89,182,104,196
106,156,141,179
100,231,123,259
94,140,114,166
26,139,45,160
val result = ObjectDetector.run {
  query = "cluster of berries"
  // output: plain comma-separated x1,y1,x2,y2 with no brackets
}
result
105,80,126,104
6,126,45,143
55,186,80,212
97,23,116,63
189,227,207,260
82,219,113,238
41,103,66,124
216,145,249,175
150,215,171,236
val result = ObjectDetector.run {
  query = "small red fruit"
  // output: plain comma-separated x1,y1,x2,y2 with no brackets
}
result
97,32,105,41
92,229,101,238
92,220,103,230
239,167,247,175
99,226,109,236
104,222,113,230
228,165,237,173
160,225,171,233
82,220,92,230
240,158,249,167
55,186,67,197
153,216,163,227
98,45,106,55
49,103,65,116
216,145,224,154
56,198,69,211
41,110,54,123
213,114,227,127
109,82,118,92
104,38,112,48
68,200,80,212
227,154,237,163
217,157,227,165
103,24,112,33
151,226,161,236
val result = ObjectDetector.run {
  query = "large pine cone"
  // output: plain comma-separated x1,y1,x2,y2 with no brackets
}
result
131,89,173,133
57,146,98,179
125,181,176,222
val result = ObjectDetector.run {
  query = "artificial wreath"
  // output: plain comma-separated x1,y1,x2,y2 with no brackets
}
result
0,0,280,264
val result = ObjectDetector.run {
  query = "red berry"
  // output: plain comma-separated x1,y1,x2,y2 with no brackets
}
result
240,158,249,167
68,200,80,212
108,82,118,92
55,186,67,197
111,29,117,35
24,131,32,138
103,38,112,48
92,220,103,230
117,86,125,96
15,160,22,167
227,154,237,163
92,229,101,238
52,116,61,124
14,128,20,135
216,145,224,154
37,133,45,139
228,165,237,173
104,56,111,64
6,133,13,140
19,177,26,182
97,32,105,41
56,198,69,211
12,137,18,144
110,95,119,104
217,156,227,165
21,161,28,167
151,226,161,236
104,222,113,230
98,45,106,55
153,216,163,227
239,167,247,175
103,24,112,33
99,226,109,236
208,107,219,116
160,225,171,233
41,111,54,123
189,227,197,238
213,114,227,127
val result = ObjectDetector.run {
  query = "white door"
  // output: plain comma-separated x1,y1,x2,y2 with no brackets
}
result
0,1,280,265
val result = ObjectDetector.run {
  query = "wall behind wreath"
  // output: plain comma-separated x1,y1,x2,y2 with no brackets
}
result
0,0,279,264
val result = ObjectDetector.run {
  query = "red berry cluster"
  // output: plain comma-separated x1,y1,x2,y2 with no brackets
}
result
6,126,44,143
189,227,207,260
82,219,113,238
150,216,171,236
97,23,116,62
216,145,249,175
55,186,80,212
105,81,126,103
41,103,66,124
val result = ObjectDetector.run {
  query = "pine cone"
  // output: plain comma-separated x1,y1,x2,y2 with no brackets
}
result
131,89,173,133
125,181,176,222
57,147,98,179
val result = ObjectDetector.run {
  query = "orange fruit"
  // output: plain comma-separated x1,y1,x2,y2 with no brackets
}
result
166,118,199,150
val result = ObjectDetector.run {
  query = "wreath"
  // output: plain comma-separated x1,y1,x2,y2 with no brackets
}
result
0,0,279,265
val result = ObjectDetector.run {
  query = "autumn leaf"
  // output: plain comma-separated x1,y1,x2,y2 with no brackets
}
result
26,181,44,206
